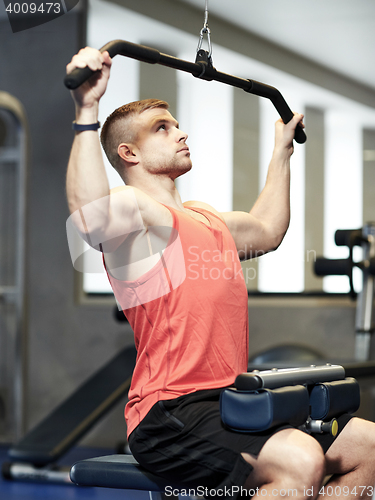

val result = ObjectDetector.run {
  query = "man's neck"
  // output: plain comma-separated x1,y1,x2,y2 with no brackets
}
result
128,174,185,212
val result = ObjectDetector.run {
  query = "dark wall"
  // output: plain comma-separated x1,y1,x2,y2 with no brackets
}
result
0,7,135,446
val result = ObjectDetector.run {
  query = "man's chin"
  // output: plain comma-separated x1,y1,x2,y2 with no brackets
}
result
173,162,192,179
178,168,192,179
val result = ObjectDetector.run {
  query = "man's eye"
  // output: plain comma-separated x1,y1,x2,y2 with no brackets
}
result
158,124,166,131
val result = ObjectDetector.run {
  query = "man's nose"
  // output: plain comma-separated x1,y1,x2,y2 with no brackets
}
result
178,130,188,142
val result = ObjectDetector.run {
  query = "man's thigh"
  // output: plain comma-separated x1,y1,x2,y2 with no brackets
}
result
242,413,354,488
129,390,294,490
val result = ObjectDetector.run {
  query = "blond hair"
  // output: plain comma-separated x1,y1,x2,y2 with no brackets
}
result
100,99,169,175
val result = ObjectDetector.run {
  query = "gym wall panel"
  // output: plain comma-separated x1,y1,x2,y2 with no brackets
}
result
304,107,325,291
247,296,356,362
139,46,178,120
363,129,375,224
232,89,259,291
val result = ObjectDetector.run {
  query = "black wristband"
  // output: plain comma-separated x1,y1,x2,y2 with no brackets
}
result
72,121,101,131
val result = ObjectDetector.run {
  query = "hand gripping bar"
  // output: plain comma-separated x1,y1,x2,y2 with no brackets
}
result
64,39,306,144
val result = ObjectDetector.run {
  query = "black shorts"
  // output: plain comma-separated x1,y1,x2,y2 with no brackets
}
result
128,388,352,498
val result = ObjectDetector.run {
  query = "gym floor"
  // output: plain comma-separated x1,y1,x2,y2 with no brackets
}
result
0,445,147,499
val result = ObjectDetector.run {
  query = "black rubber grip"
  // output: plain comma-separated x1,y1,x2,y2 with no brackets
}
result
1,461,12,480
246,80,306,144
64,65,96,90
314,257,352,277
64,40,162,90
334,229,362,247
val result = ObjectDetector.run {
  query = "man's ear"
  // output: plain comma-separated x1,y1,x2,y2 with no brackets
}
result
118,143,139,166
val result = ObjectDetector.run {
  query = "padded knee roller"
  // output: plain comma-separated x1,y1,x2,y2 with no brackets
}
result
309,377,360,420
220,385,309,432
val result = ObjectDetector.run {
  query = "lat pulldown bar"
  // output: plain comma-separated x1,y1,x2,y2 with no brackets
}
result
64,39,306,145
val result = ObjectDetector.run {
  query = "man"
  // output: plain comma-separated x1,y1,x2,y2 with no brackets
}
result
66,47,375,498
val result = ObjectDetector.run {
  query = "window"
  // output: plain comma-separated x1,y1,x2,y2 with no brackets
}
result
80,0,375,296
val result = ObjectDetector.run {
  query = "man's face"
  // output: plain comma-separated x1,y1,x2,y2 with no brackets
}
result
133,108,192,179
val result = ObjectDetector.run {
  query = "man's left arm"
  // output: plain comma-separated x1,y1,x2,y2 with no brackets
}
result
221,113,304,260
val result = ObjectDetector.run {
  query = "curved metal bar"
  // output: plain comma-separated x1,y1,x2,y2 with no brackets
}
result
235,364,345,390
64,39,306,144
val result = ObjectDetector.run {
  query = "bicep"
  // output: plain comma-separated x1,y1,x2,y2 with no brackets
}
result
68,187,145,253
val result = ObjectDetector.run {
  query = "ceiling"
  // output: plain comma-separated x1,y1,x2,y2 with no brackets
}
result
177,0,375,91
0,0,373,92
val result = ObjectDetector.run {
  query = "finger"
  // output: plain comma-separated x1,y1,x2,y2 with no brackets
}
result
291,112,305,128
102,50,113,68
66,48,105,74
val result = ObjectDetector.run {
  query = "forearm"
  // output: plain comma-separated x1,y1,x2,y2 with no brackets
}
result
248,114,303,247
249,152,291,246
65,102,117,250
66,105,110,214
65,48,113,217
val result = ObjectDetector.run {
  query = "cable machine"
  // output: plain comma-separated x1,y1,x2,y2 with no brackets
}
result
64,1,306,145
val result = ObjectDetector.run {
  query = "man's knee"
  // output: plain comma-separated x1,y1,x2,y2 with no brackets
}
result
292,441,326,484
242,429,326,489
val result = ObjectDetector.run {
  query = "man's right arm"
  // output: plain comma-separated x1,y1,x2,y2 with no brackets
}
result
66,47,112,214
65,47,144,253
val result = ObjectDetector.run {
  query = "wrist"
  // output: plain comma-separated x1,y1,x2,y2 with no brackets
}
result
72,121,100,131
74,103,99,124
271,146,293,164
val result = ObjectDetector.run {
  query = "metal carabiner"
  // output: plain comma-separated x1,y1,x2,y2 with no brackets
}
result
196,0,212,59
197,26,212,59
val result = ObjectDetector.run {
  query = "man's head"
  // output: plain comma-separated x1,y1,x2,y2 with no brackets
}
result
100,99,169,178
101,99,192,183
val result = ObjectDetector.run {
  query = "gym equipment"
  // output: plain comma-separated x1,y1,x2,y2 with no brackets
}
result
236,363,345,390
223,364,359,435
64,40,306,145
309,378,360,420
2,345,137,483
220,385,310,432
70,364,359,498
314,223,375,361
70,454,184,499
0,92,28,441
